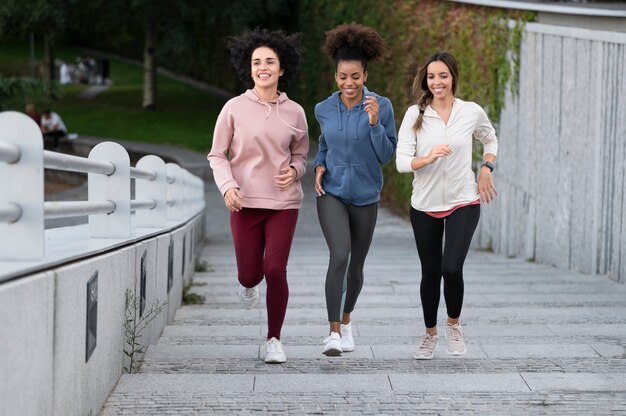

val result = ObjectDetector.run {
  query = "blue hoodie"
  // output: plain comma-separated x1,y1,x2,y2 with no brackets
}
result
313,87,396,205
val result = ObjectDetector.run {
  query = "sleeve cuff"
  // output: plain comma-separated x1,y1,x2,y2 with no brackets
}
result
396,156,414,173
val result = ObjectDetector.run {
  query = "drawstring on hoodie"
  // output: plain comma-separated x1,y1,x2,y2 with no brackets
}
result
252,89,307,134
336,99,364,138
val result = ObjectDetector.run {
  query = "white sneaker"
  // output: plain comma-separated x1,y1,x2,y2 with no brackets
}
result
264,337,286,363
238,285,258,309
340,322,354,352
322,332,342,356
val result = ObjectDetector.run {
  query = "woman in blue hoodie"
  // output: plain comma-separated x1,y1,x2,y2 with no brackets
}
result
313,23,396,356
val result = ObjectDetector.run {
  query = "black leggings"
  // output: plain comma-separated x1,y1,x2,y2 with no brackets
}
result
317,194,378,322
410,205,480,329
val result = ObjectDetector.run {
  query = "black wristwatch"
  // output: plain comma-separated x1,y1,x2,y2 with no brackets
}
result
481,161,495,172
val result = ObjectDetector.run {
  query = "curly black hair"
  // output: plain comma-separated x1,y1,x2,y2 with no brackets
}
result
323,23,386,71
227,28,303,90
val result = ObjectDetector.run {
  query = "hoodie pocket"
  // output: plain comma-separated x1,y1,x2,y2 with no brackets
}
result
326,165,347,193
353,163,380,194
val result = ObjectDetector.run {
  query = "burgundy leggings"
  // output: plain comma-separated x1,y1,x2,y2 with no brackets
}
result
230,208,298,340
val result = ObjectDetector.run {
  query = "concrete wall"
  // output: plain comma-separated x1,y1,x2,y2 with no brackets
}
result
0,213,205,416
475,22,626,283
0,272,54,416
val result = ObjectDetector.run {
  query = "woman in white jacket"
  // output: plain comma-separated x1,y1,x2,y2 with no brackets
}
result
396,51,498,360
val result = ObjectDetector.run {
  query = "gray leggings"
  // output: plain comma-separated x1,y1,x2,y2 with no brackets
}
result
317,194,378,322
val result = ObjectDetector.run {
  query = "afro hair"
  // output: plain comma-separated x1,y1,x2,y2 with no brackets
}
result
227,28,303,90
323,23,386,70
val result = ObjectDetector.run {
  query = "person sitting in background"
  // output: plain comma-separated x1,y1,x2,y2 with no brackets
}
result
40,109,67,149
25,103,41,125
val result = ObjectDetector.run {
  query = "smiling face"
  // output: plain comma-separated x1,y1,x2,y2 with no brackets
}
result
426,60,455,100
335,60,367,104
251,46,283,90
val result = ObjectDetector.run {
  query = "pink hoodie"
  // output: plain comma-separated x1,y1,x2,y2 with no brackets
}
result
207,89,309,210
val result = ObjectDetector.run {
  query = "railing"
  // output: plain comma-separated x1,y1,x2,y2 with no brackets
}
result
0,111,205,266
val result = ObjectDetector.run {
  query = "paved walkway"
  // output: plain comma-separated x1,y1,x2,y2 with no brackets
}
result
102,161,626,415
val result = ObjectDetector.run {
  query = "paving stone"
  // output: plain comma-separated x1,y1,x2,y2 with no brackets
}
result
144,345,260,360
389,373,529,392
480,344,599,358
254,374,391,392
522,373,626,391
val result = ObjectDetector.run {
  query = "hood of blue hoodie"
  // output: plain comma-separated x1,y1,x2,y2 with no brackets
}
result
313,86,393,206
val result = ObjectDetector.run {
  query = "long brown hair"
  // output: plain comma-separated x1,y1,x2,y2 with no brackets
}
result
412,51,459,133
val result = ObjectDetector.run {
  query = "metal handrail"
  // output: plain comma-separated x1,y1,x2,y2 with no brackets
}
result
0,203,22,222
1,130,206,264
449,0,626,17
0,142,20,164
44,201,116,219
130,199,157,211
130,167,156,181
44,151,116,176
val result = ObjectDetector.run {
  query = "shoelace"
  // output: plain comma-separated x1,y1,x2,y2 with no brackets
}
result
419,335,436,350
243,288,255,299
267,339,280,353
447,326,463,342
324,333,339,344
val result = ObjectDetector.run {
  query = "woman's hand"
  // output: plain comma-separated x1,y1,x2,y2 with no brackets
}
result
427,144,453,164
274,167,297,191
224,187,243,212
364,95,379,126
478,168,498,204
314,165,326,197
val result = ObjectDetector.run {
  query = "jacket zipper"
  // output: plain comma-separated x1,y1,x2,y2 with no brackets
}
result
346,108,352,202
442,122,448,207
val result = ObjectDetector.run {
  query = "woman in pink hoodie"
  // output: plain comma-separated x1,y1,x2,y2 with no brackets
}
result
207,29,309,364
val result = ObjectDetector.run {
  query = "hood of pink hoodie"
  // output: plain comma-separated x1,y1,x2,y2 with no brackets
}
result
243,89,306,133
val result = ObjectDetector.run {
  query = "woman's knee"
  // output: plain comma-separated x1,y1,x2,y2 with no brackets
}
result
238,272,262,287
329,250,351,268
441,264,463,281
263,262,287,282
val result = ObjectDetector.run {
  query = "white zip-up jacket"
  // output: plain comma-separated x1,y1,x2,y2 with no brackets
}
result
396,98,498,212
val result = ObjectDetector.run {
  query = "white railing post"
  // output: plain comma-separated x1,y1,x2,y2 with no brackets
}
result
199,177,205,210
194,176,204,212
88,142,131,237
183,170,191,217
135,155,167,228
166,163,184,221
0,112,44,260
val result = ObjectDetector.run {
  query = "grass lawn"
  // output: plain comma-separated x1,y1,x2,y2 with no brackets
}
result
0,42,227,153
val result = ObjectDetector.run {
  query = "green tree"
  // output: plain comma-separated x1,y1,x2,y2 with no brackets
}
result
0,75,49,110
0,0,68,84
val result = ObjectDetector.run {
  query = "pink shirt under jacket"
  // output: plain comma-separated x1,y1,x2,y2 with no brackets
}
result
207,89,309,210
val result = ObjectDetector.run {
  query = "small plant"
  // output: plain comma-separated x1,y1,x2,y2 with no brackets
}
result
182,279,206,305
123,288,167,374
194,259,212,272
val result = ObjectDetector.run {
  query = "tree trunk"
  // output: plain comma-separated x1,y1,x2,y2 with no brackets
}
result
43,34,55,85
142,27,157,110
